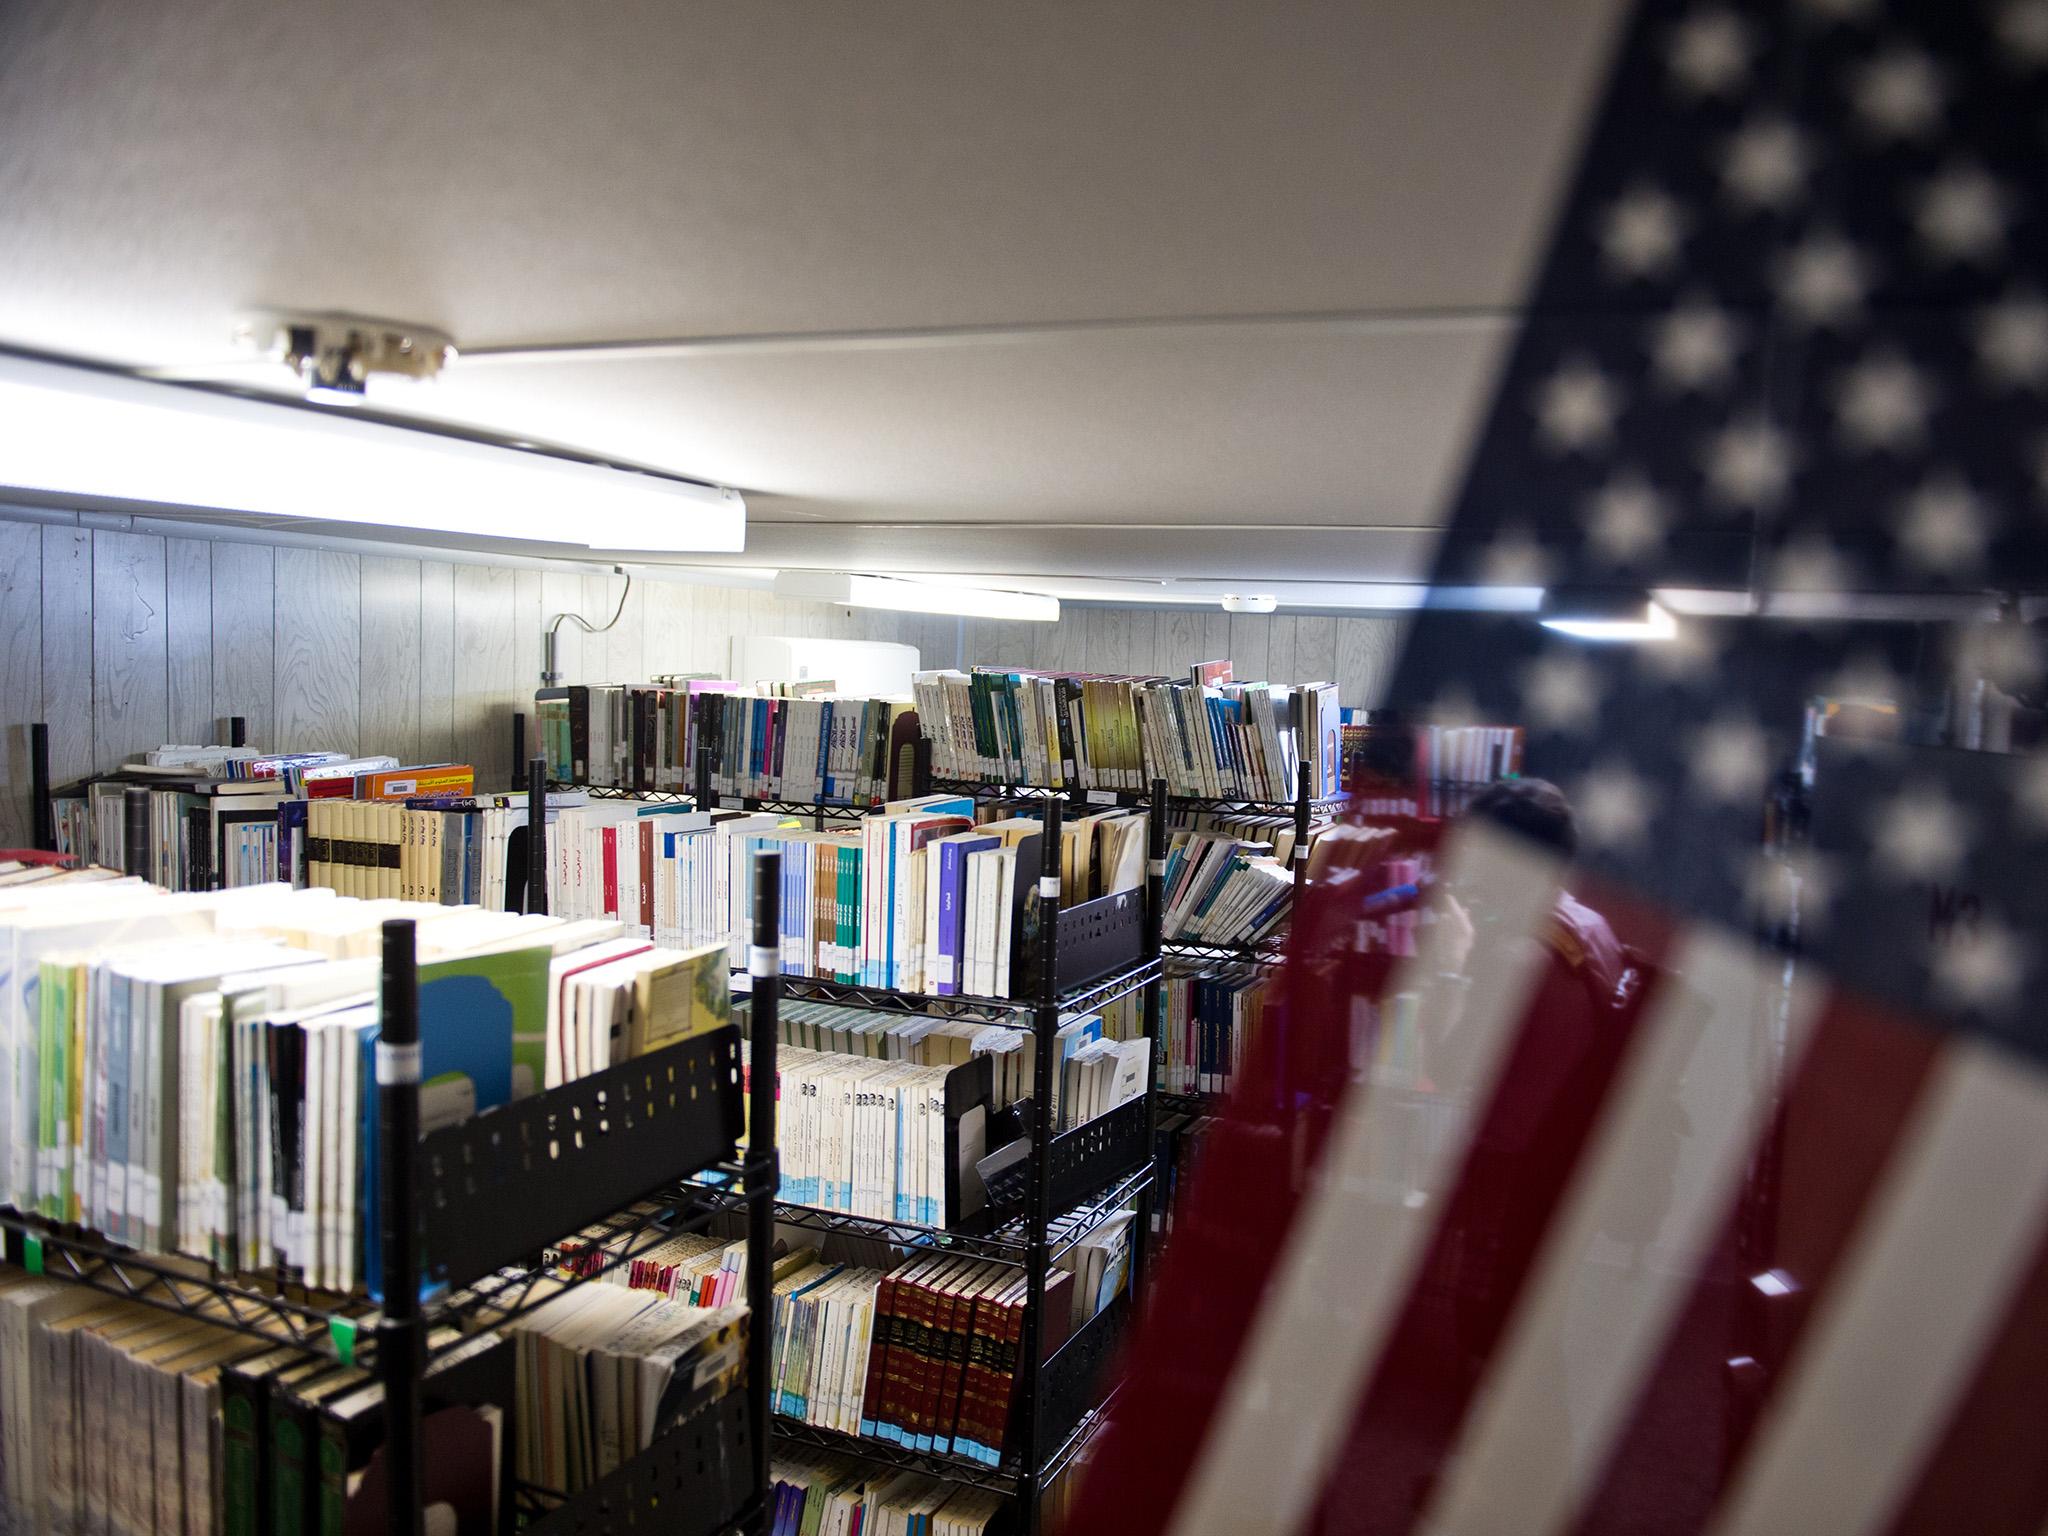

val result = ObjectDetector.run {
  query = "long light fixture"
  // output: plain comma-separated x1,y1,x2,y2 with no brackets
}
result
1538,586,1677,641
774,569,1059,622
0,351,744,552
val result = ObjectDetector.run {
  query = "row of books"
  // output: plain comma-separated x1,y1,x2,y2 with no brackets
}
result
1340,722,1526,817
0,1265,507,1536
774,1250,1069,1467
912,665,1342,802
505,1279,747,1499
536,678,738,792
536,683,923,807
1159,969,1276,1097
769,1452,1005,1535
549,793,1150,1002
0,872,730,1291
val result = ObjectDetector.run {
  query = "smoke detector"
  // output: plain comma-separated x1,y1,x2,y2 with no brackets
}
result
232,311,455,404
1220,594,1278,614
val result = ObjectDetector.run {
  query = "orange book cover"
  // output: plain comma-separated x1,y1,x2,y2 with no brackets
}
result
361,764,475,800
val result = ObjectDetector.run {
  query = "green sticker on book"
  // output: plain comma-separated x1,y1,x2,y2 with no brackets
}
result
23,1234,43,1274
328,1317,357,1365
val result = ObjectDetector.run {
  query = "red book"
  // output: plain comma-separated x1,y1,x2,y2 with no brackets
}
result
601,825,618,917
859,1272,899,1436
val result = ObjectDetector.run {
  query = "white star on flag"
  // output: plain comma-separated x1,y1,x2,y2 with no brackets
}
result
1997,0,2048,67
2016,752,2048,833
1520,652,1602,733
1976,295,2048,389
1575,761,1656,850
1896,476,1989,573
1799,0,1878,22
1835,353,1933,451
1535,361,1620,451
1851,48,1943,138
1635,617,1721,682
1914,164,2009,263
1599,187,1687,278
1776,231,1870,327
1706,417,1794,507
1872,783,1972,882
1691,713,1774,804
1933,919,2028,1010
1586,473,1668,564
1668,9,1751,95
1823,653,1908,709
1652,300,1741,390
1476,528,1555,589
1770,533,1856,594
1722,118,1811,209
1739,846,1838,931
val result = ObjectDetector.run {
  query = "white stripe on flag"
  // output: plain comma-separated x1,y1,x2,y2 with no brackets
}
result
1708,1041,2048,1536
1416,927,1827,1536
1166,824,1563,1536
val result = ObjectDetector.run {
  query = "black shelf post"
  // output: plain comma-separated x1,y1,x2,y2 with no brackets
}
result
229,715,247,748
1129,779,1168,1308
694,694,714,809
747,850,782,1519
122,786,150,877
29,721,53,852
376,918,426,1536
1017,796,1063,1535
1293,755,1314,897
512,711,527,784
526,755,550,916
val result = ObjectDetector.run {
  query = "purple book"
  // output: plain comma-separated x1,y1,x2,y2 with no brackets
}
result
935,834,999,995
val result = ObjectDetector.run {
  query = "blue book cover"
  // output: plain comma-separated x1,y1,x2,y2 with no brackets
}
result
935,835,998,996
362,946,545,1299
817,700,835,800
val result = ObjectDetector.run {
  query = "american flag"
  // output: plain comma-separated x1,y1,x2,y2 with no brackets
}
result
1066,2,2048,1532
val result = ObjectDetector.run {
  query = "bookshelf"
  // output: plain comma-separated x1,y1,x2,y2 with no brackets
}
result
0,869,780,1536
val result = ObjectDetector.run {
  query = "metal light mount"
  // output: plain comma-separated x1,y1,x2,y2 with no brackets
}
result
233,310,456,403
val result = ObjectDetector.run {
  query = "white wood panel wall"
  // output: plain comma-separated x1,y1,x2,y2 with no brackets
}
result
958,608,1403,708
0,523,962,847
0,516,1404,849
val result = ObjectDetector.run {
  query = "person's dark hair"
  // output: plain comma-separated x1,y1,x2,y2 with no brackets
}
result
1466,777,1578,859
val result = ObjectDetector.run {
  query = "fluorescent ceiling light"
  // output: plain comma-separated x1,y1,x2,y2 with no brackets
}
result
0,351,743,552
1539,587,1677,642
774,570,1059,622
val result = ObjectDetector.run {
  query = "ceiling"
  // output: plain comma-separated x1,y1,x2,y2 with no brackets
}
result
0,0,1627,602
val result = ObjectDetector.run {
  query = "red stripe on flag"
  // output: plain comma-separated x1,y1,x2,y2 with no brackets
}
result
1061,842,1413,1536
1300,888,1676,1535
1874,1206,2048,1536
1565,997,1941,1536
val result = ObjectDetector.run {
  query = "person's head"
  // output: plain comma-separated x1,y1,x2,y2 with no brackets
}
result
1465,777,1578,860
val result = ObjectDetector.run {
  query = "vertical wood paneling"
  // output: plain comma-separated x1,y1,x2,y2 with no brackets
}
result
91,530,169,772
689,587,733,676
581,572,643,683
453,564,518,787
513,569,543,698
418,561,456,762
1336,617,1402,708
1267,615,1299,687
164,537,212,744
1090,608,1135,674
0,525,41,846
1126,609,1162,675
210,541,274,749
40,528,94,784
1294,616,1338,686
643,579,692,677
273,547,361,755
1158,610,1201,681
1229,613,1271,682
360,555,423,764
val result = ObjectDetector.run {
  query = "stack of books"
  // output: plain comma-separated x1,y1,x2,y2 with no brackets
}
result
769,1454,1006,1534
536,679,739,792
